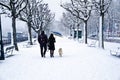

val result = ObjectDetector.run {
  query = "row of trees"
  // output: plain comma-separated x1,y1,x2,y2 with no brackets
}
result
61,0,112,49
0,0,54,51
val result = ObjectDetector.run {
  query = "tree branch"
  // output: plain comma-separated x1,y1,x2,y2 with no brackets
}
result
0,2,11,10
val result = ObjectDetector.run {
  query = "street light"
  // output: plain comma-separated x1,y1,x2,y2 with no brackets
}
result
0,13,5,60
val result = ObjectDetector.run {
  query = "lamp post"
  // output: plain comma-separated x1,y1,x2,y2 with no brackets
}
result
0,13,5,60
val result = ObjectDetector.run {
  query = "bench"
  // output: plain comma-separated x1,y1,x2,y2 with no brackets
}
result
88,40,97,47
5,45,14,58
110,47,120,57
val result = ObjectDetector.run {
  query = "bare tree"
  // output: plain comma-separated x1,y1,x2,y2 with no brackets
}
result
19,0,54,44
92,0,112,49
61,12,73,36
87,11,99,38
61,12,82,37
61,0,93,44
0,0,28,51
107,0,120,37
19,0,42,45
42,9,55,32
31,3,54,35
61,13,73,28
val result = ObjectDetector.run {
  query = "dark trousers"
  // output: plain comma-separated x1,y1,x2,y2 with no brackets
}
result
50,50,54,57
40,44,47,57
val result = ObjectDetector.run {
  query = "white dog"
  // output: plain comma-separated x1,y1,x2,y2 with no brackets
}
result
58,48,63,57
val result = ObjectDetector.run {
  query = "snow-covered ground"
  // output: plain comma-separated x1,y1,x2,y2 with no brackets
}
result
0,36,120,80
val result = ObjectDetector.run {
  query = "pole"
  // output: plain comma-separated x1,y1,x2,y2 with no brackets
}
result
0,14,5,60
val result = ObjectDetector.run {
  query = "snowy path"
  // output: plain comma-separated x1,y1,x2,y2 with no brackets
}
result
0,36,120,80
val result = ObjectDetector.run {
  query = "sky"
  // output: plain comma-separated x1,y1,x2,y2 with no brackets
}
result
2,0,69,35
0,36,120,80
43,0,69,21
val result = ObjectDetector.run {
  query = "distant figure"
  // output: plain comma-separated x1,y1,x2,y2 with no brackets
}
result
48,34,56,57
38,31,48,57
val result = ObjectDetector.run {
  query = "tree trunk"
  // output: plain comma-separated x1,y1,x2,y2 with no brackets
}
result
12,17,18,51
99,0,104,49
99,13,104,49
27,22,33,45
83,20,88,44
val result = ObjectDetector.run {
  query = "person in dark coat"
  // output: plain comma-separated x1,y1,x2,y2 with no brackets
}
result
48,34,56,57
38,31,48,57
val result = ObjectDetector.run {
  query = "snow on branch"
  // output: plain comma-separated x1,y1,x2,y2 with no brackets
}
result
61,0,93,22
0,2,11,10
92,0,112,14
102,0,112,13
16,0,28,17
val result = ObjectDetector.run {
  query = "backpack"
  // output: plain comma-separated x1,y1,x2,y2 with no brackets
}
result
40,35,47,44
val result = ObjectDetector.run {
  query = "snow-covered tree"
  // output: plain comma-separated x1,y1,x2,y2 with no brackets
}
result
61,12,82,37
87,11,99,37
0,0,28,51
31,3,54,35
61,0,93,44
61,12,74,36
19,0,42,45
19,0,54,43
92,0,112,49
107,0,120,36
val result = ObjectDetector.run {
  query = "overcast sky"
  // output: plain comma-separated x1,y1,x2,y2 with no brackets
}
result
43,0,69,21
2,0,70,35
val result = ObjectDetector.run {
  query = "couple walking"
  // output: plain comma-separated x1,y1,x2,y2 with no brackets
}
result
38,31,55,58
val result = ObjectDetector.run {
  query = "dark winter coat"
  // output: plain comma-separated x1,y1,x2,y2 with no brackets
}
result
48,34,56,50
38,34,48,46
